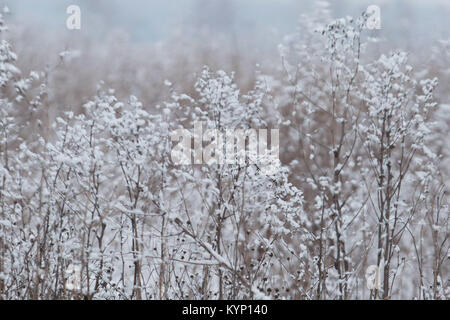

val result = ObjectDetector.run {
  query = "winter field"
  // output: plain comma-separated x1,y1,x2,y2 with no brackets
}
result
0,0,448,300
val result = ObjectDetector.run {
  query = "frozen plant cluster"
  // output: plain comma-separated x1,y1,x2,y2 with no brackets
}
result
0,5,448,300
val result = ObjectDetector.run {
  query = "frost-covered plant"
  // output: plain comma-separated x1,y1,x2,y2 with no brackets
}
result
277,5,447,300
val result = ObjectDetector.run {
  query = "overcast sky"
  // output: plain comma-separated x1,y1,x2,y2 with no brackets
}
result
3,0,450,45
